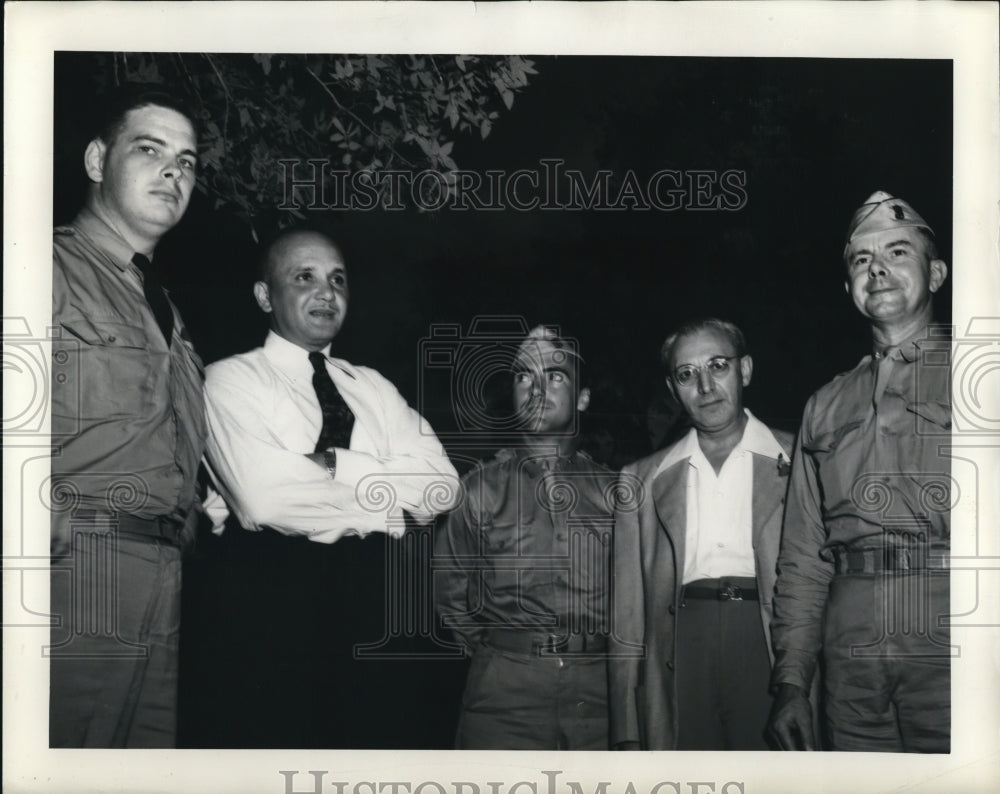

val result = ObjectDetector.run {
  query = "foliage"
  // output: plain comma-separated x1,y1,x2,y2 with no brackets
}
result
95,53,538,236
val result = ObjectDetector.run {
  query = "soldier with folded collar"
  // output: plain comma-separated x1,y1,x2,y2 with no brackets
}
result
768,191,951,752
434,325,617,750
50,84,205,747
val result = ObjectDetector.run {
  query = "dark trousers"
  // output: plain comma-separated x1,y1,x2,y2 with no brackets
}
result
179,524,462,749
184,526,377,748
675,577,773,750
823,571,950,752
455,645,609,750
49,533,182,747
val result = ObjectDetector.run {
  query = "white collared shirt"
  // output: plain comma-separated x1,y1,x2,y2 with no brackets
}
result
655,409,785,584
203,331,459,543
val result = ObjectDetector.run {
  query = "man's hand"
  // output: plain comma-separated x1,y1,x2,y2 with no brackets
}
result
767,683,816,750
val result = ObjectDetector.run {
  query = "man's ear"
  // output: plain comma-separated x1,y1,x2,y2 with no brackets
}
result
576,387,591,413
253,281,272,313
665,375,677,403
740,355,754,388
928,259,948,293
84,138,107,183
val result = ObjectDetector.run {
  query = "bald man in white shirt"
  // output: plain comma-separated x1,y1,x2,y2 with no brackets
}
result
608,318,795,750
199,228,458,747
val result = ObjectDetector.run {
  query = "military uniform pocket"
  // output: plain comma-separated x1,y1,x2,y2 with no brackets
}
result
55,315,151,419
906,400,951,431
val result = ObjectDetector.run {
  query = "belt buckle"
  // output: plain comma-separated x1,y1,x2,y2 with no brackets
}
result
719,582,742,601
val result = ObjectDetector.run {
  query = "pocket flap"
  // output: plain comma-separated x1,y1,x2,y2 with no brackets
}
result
907,400,952,429
60,316,147,349
802,420,863,454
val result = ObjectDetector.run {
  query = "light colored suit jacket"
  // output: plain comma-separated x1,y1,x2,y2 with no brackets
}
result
608,424,794,750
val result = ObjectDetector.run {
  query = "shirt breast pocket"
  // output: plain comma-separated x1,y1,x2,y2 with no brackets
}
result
906,400,951,433
56,315,151,419
802,419,863,456
479,519,518,557
802,419,864,496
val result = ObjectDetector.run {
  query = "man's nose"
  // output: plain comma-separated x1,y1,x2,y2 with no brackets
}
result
161,161,184,182
696,367,714,394
868,254,889,279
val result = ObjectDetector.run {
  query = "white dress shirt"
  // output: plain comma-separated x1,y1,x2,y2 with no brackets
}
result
204,331,459,543
655,409,785,584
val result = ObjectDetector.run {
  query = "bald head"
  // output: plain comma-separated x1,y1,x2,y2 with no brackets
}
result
259,228,344,288
252,228,349,351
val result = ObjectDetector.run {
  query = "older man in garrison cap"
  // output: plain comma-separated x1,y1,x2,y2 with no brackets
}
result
768,191,951,752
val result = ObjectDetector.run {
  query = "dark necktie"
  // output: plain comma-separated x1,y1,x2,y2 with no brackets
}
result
309,351,355,452
132,253,174,347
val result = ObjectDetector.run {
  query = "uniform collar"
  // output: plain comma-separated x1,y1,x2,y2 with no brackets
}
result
506,444,586,473
871,324,935,364
71,207,142,273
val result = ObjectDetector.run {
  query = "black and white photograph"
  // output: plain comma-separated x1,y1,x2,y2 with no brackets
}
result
4,2,999,793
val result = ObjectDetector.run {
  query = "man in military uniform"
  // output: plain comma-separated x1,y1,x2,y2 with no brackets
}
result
768,191,951,752
50,85,205,747
434,326,616,749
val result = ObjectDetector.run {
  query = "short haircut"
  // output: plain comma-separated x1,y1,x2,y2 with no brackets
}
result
93,83,200,149
916,227,940,262
256,225,343,285
660,318,747,370
514,324,589,389
841,225,940,267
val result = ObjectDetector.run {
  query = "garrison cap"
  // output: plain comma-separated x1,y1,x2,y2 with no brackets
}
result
845,191,934,247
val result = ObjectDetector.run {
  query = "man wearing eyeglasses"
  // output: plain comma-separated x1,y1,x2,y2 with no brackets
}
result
608,318,795,750
767,192,951,752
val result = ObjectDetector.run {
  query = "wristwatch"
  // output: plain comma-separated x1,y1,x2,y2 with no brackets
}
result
323,449,337,480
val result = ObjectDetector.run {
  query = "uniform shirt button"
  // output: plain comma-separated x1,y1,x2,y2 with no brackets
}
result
666,661,674,671
668,604,676,615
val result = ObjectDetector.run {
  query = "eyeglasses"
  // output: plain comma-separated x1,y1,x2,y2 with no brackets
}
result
671,356,740,387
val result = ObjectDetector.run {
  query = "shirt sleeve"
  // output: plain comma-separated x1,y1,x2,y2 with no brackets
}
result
432,468,485,652
769,393,836,691
332,367,460,526
608,463,645,746
204,358,457,542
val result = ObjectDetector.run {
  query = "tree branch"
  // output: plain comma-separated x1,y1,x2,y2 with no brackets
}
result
305,65,415,168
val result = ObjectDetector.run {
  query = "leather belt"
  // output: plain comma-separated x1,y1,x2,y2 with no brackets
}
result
831,546,949,574
71,509,182,545
485,629,609,655
683,578,759,602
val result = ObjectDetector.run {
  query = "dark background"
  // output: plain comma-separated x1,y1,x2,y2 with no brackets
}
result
54,53,953,748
